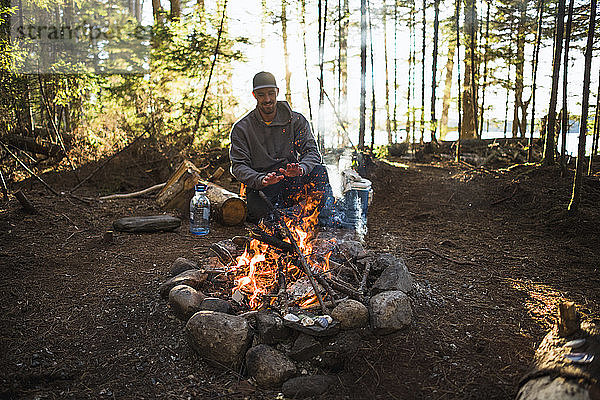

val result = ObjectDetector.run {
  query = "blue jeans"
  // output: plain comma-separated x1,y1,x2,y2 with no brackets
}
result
246,164,334,224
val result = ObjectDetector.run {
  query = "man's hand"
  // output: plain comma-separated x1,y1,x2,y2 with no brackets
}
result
261,172,285,187
278,163,304,178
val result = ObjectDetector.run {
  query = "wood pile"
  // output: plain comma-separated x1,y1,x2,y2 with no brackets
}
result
156,159,246,226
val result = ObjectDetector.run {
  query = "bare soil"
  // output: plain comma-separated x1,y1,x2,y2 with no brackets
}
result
1,147,599,399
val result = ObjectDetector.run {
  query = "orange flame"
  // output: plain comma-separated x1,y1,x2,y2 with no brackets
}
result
228,191,333,310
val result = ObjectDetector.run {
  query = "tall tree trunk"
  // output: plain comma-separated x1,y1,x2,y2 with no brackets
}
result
529,0,544,162
461,0,477,139
282,0,292,106
479,0,490,136
170,0,181,20
368,0,376,150
542,0,566,166
567,0,595,214
384,0,392,144
420,0,426,144
359,0,367,149
411,1,416,144
338,0,342,108
318,0,328,149
469,0,478,138
560,0,574,175
152,0,163,25
588,69,600,175
440,31,457,140
455,0,462,161
393,0,398,137
430,0,440,143
504,24,514,138
301,0,314,130
341,0,349,123
512,0,528,138
405,5,413,142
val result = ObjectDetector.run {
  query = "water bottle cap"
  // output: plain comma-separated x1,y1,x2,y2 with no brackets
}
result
195,184,207,192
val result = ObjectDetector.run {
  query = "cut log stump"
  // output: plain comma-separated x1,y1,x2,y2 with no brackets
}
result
113,215,181,233
156,160,246,226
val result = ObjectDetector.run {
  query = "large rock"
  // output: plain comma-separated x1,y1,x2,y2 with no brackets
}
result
289,334,321,361
372,255,413,294
245,344,296,388
282,375,337,399
168,285,205,320
369,291,412,333
331,299,369,330
186,311,252,369
170,257,198,277
337,240,366,261
159,269,208,299
256,311,292,344
200,297,233,314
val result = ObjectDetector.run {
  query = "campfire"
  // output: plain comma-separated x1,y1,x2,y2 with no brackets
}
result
158,185,414,393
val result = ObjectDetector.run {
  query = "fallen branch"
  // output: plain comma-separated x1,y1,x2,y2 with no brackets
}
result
409,247,481,267
0,141,60,196
0,166,8,200
99,182,166,200
324,276,365,302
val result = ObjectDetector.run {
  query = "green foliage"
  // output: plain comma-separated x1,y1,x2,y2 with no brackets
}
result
1,1,246,179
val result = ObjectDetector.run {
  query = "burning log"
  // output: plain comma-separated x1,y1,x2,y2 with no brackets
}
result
246,225,294,253
258,191,330,315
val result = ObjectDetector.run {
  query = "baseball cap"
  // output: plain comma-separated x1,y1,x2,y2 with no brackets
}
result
253,71,278,91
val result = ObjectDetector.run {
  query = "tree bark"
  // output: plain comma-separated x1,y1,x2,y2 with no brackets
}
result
461,0,477,140
469,0,478,139
542,0,566,166
589,70,600,176
368,0,376,150
567,0,595,214
440,31,456,140
478,0,490,136
384,0,392,144
512,0,528,138
430,0,440,143
420,0,426,144
170,0,181,20
301,0,314,129
455,0,462,161
529,0,544,162
359,0,367,149
405,4,413,143
393,0,398,137
282,0,292,106
560,0,574,176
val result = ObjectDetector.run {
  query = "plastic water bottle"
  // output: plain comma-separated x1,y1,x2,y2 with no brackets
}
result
190,184,210,235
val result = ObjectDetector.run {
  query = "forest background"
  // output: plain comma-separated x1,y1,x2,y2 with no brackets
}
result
1,0,599,186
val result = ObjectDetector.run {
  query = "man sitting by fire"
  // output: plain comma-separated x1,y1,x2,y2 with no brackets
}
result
229,71,334,224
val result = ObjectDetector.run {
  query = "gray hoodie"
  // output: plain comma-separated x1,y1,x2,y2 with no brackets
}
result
229,101,322,190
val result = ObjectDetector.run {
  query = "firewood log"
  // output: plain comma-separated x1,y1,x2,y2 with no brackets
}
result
156,160,246,226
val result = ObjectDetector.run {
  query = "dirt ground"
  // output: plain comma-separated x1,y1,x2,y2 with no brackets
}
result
1,146,599,399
